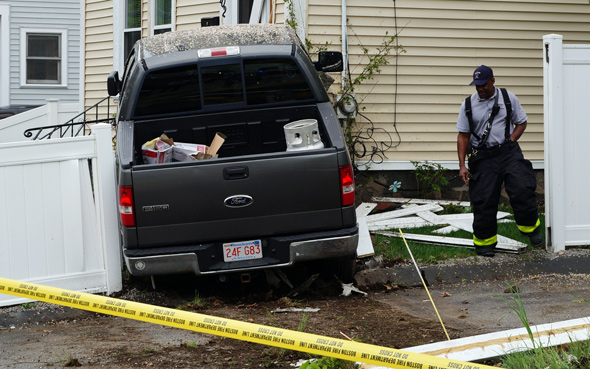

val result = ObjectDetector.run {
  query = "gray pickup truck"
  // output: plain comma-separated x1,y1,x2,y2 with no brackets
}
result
108,24,358,282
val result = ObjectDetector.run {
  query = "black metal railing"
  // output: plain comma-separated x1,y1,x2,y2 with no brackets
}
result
23,96,116,140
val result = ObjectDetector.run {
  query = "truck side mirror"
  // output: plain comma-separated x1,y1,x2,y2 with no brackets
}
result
107,71,122,96
317,51,343,72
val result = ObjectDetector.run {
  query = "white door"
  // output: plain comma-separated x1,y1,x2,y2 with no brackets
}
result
0,4,9,108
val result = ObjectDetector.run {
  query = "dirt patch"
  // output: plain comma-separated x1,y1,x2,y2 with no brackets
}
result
0,269,456,368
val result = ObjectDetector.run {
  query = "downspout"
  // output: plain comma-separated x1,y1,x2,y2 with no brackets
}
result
341,0,348,91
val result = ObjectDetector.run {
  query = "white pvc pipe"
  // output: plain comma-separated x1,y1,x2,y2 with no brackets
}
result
341,0,348,90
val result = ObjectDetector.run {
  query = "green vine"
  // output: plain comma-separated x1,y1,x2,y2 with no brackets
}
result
287,7,405,170
285,0,297,30
339,29,405,168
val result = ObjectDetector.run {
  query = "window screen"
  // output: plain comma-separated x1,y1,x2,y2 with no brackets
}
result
244,59,313,105
26,34,61,84
134,65,201,117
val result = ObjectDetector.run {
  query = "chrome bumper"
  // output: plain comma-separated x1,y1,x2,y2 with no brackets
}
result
124,232,359,276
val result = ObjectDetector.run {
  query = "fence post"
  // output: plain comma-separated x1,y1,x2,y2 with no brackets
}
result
46,99,59,126
543,34,564,252
91,123,122,293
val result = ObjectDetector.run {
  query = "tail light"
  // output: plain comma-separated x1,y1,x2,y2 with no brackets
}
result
339,164,355,207
118,185,135,227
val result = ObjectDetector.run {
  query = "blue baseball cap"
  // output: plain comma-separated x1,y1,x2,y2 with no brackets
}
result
469,65,494,86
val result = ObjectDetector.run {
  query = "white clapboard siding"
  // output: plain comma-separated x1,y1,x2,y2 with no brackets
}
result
307,1,590,166
0,124,121,307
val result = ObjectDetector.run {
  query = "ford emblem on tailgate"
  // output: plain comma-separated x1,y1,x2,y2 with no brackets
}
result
224,195,253,208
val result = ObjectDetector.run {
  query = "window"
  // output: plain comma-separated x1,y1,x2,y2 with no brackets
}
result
21,29,67,86
244,59,313,105
201,64,244,106
134,65,201,117
238,0,254,23
132,58,312,117
221,0,269,24
153,0,173,35
124,0,141,62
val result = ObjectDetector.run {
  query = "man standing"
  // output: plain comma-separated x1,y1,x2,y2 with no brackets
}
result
456,65,542,257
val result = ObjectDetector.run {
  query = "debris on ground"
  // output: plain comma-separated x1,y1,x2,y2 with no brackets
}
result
355,198,526,254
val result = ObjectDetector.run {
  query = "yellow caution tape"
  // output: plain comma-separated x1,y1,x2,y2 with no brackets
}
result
0,277,500,369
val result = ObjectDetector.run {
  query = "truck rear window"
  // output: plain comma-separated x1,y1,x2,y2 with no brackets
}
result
135,65,201,117
133,58,313,117
202,64,244,105
244,59,313,105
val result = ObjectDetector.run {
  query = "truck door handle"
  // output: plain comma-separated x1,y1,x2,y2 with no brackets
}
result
224,166,249,180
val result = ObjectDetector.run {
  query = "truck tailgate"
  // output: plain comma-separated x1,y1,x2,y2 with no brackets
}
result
130,150,343,248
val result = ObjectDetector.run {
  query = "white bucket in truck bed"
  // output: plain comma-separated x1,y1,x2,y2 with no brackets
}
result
284,119,324,151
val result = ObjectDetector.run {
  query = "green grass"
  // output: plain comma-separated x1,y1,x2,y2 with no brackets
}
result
499,339,590,369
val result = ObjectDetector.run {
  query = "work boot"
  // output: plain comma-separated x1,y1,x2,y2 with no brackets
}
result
475,244,496,257
528,228,544,248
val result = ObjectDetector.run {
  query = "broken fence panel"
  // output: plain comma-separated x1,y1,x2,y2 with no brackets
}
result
368,216,430,229
368,212,509,228
365,203,443,223
375,231,526,254
356,202,378,218
356,217,375,258
433,219,514,235
372,197,471,207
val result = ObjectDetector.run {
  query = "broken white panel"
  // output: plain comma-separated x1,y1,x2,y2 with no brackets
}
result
356,217,374,258
368,213,488,232
356,202,377,218
415,211,526,248
368,216,430,231
375,231,525,253
403,317,590,362
497,235,527,247
372,197,471,207
433,218,514,234
365,203,443,223
417,211,509,230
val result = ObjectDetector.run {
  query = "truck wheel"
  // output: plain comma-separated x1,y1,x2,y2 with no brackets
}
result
322,255,357,283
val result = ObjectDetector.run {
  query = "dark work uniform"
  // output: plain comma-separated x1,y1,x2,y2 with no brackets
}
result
457,87,540,251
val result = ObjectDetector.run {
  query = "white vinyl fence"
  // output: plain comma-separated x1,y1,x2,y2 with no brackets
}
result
0,124,121,307
543,34,590,252
0,100,80,144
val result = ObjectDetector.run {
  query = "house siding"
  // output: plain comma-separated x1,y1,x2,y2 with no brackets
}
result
306,0,590,167
82,0,590,167
176,0,218,29
7,0,81,107
84,0,114,111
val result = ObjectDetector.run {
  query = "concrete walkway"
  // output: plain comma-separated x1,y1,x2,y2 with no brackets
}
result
355,248,590,337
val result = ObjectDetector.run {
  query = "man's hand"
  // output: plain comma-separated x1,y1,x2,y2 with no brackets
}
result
459,165,470,184
457,132,471,185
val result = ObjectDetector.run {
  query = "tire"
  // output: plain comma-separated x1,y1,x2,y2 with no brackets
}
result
322,255,357,283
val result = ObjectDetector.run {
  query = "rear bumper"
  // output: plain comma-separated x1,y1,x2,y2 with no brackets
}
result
123,227,359,276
